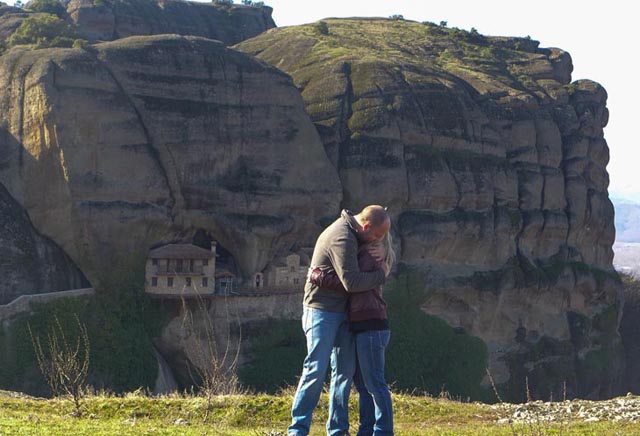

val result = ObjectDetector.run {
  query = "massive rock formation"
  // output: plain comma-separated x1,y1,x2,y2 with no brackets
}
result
0,11,623,400
64,0,275,45
236,19,622,399
1,0,274,50
0,35,341,287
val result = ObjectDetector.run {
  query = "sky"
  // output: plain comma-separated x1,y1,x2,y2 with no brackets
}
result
6,0,637,202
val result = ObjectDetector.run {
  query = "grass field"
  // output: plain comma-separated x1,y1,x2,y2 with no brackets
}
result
2,390,640,435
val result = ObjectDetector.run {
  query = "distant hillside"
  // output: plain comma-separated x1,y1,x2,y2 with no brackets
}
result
613,199,640,242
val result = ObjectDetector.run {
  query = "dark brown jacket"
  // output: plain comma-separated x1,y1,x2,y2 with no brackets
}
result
303,210,386,313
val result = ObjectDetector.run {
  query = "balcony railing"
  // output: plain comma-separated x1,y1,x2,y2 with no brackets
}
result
155,266,205,275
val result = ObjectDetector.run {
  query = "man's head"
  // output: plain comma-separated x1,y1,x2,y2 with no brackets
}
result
354,205,390,243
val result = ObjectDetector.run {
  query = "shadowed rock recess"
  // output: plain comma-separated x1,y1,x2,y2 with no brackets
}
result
0,183,88,304
236,18,622,400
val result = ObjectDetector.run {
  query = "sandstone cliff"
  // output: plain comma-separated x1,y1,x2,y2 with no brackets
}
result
1,0,274,48
236,19,621,399
0,35,341,288
64,0,275,44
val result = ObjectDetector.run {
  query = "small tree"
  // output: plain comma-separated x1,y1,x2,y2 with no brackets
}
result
29,315,90,417
314,20,329,35
181,285,242,422
7,14,76,48
439,20,448,27
389,14,404,20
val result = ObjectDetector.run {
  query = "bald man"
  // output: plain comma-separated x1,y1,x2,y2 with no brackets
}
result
289,206,391,436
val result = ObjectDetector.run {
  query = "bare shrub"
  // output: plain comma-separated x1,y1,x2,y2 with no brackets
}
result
29,314,90,417
180,284,242,422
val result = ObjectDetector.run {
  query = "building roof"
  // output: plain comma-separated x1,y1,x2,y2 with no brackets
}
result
148,244,214,260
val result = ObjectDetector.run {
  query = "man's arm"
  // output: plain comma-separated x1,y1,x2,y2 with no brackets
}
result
326,233,385,293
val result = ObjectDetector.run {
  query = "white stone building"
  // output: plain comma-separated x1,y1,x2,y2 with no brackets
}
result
264,253,309,289
145,243,216,296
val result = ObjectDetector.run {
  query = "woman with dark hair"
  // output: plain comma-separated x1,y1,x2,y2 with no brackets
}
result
310,232,396,436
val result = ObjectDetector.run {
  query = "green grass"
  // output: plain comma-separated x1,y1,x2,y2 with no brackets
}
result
1,391,640,435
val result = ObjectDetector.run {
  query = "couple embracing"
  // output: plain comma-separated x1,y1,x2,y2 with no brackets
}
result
288,205,395,436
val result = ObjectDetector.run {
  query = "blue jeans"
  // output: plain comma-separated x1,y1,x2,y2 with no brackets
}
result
353,329,393,436
289,306,356,436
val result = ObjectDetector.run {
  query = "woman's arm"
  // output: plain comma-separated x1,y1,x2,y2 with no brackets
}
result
308,267,346,292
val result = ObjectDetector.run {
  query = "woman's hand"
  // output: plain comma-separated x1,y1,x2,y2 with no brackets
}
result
366,243,389,277
366,242,384,262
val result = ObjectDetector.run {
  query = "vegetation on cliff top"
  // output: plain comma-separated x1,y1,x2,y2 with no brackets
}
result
7,13,78,48
236,18,559,103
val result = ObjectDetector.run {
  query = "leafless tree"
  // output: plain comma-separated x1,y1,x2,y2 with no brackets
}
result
29,314,90,417
180,284,242,422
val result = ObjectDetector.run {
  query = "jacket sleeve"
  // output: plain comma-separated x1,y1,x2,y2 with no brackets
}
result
326,233,385,293
309,267,346,292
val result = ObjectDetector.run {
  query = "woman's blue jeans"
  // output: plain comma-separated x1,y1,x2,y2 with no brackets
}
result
353,329,393,436
289,306,356,436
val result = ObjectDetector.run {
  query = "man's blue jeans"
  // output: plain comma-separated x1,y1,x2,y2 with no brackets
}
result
289,306,356,436
353,329,393,436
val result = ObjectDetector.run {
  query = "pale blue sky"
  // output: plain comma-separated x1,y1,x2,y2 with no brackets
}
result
6,0,637,202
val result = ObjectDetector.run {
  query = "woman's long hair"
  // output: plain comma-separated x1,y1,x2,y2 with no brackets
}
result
381,232,396,271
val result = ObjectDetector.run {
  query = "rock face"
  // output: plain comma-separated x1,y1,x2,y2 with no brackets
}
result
0,35,341,288
236,19,622,400
1,0,274,49
0,6,31,43
0,183,88,304
64,0,275,44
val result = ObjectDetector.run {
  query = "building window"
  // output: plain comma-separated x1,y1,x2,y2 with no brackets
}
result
167,277,174,287
189,260,194,273
202,277,208,287
293,278,300,285
186,277,191,287
151,277,158,286
152,258,158,266
203,259,208,266
177,259,183,272
290,266,296,272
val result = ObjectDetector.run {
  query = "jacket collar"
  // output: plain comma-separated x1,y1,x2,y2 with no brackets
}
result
341,209,360,234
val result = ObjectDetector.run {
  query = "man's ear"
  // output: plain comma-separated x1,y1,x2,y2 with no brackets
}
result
362,222,371,232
